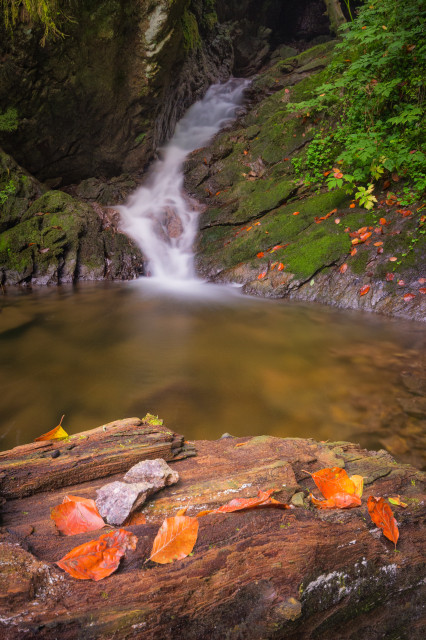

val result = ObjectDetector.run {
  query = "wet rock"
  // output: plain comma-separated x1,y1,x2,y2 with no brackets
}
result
123,458,179,487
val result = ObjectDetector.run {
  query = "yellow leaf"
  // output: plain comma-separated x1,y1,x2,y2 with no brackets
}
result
35,415,69,441
349,475,364,498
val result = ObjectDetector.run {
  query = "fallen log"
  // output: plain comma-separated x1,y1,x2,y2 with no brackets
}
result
0,425,425,639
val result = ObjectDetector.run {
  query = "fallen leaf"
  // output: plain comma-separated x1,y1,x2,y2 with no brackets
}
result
243,150,248,155
367,496,399,547
56,529,137,580
335,218,341,224
350,247,357,256
35,415,69,441
388,496,408,508
293,211,300,216
374,241,383,246
339,263,348,274
176,506,189,516
310,492,361,509
403,293,416,301
51,496,105,536
304,467,356,499
379,218,387,225
377,247,384,254
254,221,261,226
383,180,390,189
389,257,397,262
256,252,264,258
419,288,426,294
39,248,50,254
323,171,331,177
258,271,267,280
125,512,147,525
386,273,395,281
149,515,199,564
277,263,285,271
360,285,370,296
398,280,405,286
418,278,426,284
349,475,364,498
349,203,356,208
235,442,249,448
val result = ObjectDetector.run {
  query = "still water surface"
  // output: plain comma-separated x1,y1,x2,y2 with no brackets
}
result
1,281,425,467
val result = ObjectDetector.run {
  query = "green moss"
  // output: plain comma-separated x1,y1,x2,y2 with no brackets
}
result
181,9,200,51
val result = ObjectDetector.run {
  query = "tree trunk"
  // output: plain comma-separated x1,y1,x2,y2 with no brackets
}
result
323,0,347,35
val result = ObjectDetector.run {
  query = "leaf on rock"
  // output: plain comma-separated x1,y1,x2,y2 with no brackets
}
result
143,413,163,426
305,467,357,499
367,496,399,547
310,492,361,509
56,529,137,580
388,496,408,508
35,415,68,441
125,512,147,525
149,515,199,564
360,285,370,296
196,489,289,517
349,475,364,498
51,496,105,535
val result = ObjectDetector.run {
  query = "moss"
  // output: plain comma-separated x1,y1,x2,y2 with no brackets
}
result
181,8,200,51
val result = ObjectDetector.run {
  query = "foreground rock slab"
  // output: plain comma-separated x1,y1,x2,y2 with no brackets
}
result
0,428,425,639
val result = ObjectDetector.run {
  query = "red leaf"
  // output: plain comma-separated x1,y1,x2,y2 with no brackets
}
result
292,211,300,216
311,492,361,509
386,273,394,281
367,496,399,547
339,263,348,274
51,496,105,536
403,293,416,301
56,529,137,580
256,252,264,258
277,263,285,271
419,288,426,294
258,271,267,280
349,203,356,208
149,515,199,564
360,285,370,296
398,280,405,286
389,257,397,262
214,489,275,513
350,247,357,256
379,218,387,225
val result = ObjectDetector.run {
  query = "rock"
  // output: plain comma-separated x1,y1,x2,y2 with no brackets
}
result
290,491,305,507
97,459,179,525
95,481,154,526
220,432,234,438
123,458,179,487
0,424,425,639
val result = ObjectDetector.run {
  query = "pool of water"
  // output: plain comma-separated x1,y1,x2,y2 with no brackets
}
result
1,281,425,468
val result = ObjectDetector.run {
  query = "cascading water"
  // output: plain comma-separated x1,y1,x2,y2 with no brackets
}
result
119,78,249,284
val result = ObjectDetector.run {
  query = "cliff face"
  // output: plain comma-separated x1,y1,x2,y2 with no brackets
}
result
0,0,233,185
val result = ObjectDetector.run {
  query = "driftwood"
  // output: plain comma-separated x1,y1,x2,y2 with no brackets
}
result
0,427,425,639
0,417,193,501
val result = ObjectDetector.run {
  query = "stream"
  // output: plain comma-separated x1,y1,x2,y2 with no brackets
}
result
0,281,425,468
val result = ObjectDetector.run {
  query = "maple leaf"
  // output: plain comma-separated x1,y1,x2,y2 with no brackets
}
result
310,492,361,509
304,467,357,499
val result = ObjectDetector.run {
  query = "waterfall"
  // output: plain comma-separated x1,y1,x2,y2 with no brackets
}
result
118,78,249,283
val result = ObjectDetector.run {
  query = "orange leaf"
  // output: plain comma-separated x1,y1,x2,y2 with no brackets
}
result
311,492,361,509
350,247,357,256
349,475,364,498
351,238,360,245
149,515,199,564
258,271,267,280
254,221,261,226
213,489,275,514
360,285,370,296
374,241,383,246
419,288,426,294
35,415,68,441
323,171,331,177
349,203,356,208
125,512,147,525
56,529,137,580
339,263,348,274
379,217,387,225
367,496,399,547
277,263,285,271
243,150,248,155
51,496,105,535
389,257,397,262
333,171,343,179
304,467,356,499
256,252,264,258
403,293,416,301
359,231,372,242
292,211,300,216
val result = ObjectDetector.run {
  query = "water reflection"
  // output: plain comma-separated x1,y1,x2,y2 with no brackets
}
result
0,282,425,468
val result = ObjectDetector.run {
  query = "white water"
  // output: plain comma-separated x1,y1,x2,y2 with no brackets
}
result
119,78,249,285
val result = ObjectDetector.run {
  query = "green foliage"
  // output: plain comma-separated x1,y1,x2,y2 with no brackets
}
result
1,1,73,45
0,178,17,204
354,183,377,210
0,107,18,132
289,0,426,206
292,133,336,186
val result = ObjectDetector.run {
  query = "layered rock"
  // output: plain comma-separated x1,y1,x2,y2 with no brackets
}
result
184,42,426,321
0,148,144,285
0,422,425,639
